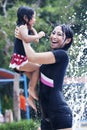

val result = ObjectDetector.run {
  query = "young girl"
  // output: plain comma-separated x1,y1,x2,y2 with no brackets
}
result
9,6,45,111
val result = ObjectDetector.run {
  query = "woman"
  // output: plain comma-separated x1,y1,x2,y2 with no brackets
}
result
16,24,73,130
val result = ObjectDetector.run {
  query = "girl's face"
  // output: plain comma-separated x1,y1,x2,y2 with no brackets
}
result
29,12,36,27
50,26,66,49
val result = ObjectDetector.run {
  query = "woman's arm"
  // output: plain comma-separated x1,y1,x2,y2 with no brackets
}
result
23,41,56,64
18,25,45,43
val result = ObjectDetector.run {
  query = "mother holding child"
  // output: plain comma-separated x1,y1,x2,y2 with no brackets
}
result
15,5,74,130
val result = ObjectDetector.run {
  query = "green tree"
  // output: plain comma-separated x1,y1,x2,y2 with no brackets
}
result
0,0,86,76
72,0,87,39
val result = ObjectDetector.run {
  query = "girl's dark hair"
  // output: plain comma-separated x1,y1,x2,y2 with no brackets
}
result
61,24,74,50
16,6,34,26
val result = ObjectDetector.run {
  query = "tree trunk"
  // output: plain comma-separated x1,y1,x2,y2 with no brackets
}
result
13,73,20,121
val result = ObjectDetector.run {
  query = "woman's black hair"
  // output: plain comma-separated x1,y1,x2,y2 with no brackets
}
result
16,6,34,26
61,24,74,50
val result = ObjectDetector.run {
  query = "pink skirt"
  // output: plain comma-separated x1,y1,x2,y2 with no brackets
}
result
9,53,28,70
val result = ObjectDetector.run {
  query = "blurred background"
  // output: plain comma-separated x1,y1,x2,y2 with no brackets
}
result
0,0,87,129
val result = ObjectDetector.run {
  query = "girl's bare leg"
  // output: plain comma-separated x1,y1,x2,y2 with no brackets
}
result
28,69,39,100
19,62,40,99
25,68,39,100
19,61,40,72
24,72,37,111
18,62,40,111
28,95,37,112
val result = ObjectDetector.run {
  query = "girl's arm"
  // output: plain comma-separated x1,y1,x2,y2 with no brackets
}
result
23,41,56,64
31,27,38,35
31,27,39,43
18,25,45,43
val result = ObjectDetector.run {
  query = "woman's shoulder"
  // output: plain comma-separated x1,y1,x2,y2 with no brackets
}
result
53,49,68,55
52,49,68,61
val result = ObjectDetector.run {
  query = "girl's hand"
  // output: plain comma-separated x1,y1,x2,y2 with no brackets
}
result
38,31,45,39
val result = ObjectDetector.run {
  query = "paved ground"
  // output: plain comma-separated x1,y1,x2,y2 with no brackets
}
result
75,128,87,130
73,121,87,130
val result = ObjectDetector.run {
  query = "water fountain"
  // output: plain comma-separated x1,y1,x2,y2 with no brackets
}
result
63,46,87,130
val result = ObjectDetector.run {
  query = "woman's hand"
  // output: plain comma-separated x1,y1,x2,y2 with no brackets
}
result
15,26,21,39
15,24,45,43
15,24,28,40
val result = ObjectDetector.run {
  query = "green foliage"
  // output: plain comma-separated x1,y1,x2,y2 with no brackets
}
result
0,0,86,125
72,0,87,40
0,0,86,76
0,120,39,130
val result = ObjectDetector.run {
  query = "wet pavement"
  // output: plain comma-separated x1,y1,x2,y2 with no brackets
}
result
75,128,87,130
73,121,87,130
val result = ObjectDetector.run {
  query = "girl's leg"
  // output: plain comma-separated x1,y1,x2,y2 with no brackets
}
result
29,70,39,100
26,70,39,112
19,62,40,99
18,62,40,111
25,68,39,100
28,95,37,112
24,72,37,112
19,61,40,72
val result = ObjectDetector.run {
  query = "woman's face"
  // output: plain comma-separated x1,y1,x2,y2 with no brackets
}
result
50,26,66,49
